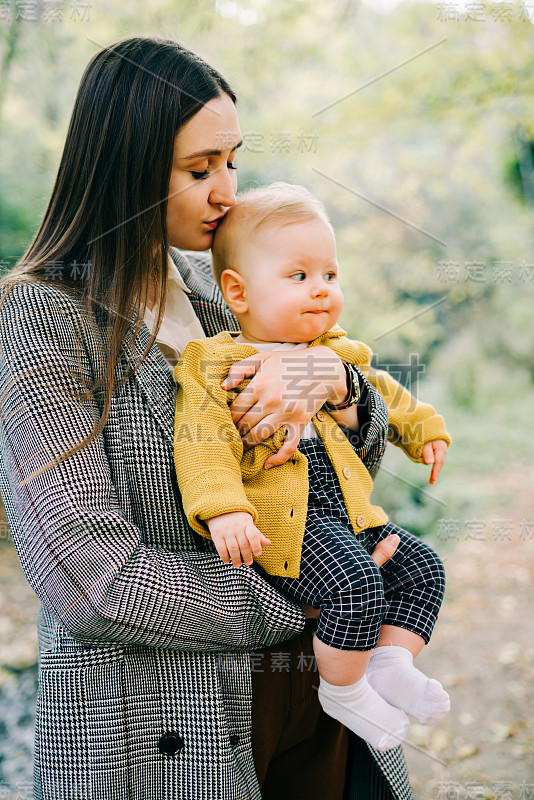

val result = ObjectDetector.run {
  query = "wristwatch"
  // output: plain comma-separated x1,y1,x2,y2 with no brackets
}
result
323,360,361,411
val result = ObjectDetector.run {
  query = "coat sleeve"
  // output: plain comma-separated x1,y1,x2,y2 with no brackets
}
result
358,361,451,463
0,283,304,652
342,363,390,478
323,333,451,464
174,340,259,536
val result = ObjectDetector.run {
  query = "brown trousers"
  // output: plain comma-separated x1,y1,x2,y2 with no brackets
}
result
251,621,349,800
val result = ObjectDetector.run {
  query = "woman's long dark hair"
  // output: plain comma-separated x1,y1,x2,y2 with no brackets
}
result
1,36,236,471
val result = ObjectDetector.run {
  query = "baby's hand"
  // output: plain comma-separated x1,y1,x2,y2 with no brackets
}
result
422,439,448,484
206,512,271,568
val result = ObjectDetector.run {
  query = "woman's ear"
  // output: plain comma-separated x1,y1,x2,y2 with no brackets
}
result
220,269,248,314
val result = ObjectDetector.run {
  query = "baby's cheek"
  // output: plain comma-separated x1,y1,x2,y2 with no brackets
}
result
333,290,344,317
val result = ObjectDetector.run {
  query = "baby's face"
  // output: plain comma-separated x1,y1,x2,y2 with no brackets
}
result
236,217,344,343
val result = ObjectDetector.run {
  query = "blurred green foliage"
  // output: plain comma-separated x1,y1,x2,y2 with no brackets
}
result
1,0,533,536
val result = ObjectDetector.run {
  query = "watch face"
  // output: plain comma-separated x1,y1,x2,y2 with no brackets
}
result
346,365,360,406
324,363,361,410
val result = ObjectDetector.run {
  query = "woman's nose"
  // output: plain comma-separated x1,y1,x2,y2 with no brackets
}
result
209,166,237,208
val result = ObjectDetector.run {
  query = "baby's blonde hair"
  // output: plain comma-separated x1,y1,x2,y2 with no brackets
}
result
211,181,332,288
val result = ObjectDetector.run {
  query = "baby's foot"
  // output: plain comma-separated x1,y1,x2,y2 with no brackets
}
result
318,675,410,750
366,645,450,724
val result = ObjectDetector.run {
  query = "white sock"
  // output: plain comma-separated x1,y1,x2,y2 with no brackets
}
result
318,675,410,750
366,645,450,724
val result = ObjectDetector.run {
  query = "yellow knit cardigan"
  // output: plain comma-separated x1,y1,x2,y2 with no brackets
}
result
174,326,450,578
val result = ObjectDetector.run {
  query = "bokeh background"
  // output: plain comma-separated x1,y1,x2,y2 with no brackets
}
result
1,1,533,797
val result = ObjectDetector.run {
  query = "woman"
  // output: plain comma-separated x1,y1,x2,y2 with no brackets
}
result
0,37,413,799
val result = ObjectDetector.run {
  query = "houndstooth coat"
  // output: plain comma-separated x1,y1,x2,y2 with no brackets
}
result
0,248,413,800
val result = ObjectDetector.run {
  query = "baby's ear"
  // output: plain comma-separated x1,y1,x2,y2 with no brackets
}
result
220,269,248,314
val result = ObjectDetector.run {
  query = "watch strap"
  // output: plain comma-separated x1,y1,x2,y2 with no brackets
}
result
324,360,361,411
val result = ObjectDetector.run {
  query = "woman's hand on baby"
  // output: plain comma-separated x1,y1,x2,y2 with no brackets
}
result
422,439,448,484
206,512,271,568
221,347,347,467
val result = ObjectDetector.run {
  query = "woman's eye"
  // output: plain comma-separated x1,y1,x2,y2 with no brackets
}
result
192,161,237,180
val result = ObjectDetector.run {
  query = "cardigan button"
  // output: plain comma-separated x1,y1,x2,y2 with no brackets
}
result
356,515,367,528
316,410,328,422
229,734,240,747
158,732,184,756
342,467,351,479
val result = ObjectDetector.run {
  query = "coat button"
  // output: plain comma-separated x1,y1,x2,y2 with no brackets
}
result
229,734,240,747
158,732,184,756
316,410,327,422
356,515,367,528
342,467,351,479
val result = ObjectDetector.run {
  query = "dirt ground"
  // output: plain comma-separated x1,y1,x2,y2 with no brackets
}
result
1,469,533,798
404,470,534,800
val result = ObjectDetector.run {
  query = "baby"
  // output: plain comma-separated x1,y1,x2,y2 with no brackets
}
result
174,182,451,750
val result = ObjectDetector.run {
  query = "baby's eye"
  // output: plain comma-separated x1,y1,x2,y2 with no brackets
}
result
290,272,306,281
324,271,337,281
191,169,210,181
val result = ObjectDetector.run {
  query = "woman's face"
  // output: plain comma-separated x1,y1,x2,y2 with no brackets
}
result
166,93,242,251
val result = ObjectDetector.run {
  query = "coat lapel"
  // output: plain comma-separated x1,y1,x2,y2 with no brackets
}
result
128,249,236,447
169,248,240,337
130,321,176,446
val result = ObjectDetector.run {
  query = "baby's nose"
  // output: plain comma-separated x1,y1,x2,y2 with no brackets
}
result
311,281,328,296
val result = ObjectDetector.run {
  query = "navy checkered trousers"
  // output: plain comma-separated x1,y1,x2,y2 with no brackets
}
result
269,437,446,651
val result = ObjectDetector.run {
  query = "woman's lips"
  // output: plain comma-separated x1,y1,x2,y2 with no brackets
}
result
205,218,223,230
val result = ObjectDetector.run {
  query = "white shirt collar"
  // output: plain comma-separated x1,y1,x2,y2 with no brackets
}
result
167,253,191,293
143,253,205,373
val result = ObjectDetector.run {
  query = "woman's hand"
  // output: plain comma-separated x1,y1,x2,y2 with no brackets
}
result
301,533,400,618
422,439,448,484
221,347,348,468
